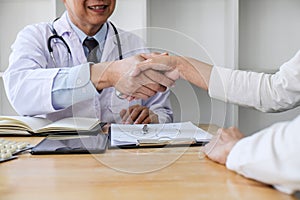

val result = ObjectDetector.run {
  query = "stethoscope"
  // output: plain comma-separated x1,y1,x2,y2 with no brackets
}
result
47,18,123,67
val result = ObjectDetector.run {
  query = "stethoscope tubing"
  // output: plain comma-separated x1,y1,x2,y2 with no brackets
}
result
47,18,123,66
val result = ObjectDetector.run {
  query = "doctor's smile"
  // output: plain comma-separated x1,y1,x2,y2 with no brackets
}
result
87,2,110,13
88,5,108,11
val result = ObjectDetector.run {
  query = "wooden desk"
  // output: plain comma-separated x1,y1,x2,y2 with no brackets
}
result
0,125,296,200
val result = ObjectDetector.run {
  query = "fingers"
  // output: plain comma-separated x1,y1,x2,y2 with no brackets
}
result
116,83,167,101
201,127,244,165
120,105,158,124
115,77,156,100
116,69,171,100
143,69,175,87
112,54,178,101
121,105,142,124
131,88,156,100
121,84,166,101
134,109,158,124
123,69,174,100
144,83,167,93
120,109,127,119
165,69,180,81
140,52,168,60
218,127,245,140
132,62,174,77
131,55,174,77
135,71,170,93
133,109,149,124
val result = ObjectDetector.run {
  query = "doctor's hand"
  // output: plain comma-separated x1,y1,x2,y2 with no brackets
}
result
90,55,175,100
120,104,159,124
202,127,244,165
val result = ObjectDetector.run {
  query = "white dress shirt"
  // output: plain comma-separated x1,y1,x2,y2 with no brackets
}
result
208,50,300,194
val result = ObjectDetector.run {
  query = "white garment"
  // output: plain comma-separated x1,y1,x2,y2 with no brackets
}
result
3,12,173,123
208,50,300,194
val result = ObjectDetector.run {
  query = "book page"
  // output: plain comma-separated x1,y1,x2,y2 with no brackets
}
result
36,117,100,133
110,122,213,146
0,116,52,133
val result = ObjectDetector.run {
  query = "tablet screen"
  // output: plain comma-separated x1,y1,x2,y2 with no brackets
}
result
31,133,108,154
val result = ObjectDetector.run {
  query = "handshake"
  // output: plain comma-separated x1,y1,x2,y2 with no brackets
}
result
90,52,212,100
113,52,180,100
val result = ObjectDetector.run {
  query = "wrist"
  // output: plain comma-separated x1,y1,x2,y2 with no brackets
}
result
174,56,191,80
181,57,212,90
175,56,186,75
224,139,240,162
90,62,114,90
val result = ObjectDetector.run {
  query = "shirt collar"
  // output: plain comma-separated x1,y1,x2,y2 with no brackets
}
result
66,13,108,49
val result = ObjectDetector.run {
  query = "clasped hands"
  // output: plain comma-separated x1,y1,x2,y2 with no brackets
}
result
112,53,178,100
111,53,175,124
90,52,178,100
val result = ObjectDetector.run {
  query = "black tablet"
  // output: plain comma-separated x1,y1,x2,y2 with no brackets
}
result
31,133,108,154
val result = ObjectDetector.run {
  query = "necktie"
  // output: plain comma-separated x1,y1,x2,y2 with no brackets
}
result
83,37,99,63
84,37,102,93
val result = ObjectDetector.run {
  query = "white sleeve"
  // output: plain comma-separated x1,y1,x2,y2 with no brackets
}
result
208,50,300,112
226,116,300,194
52,63,97,110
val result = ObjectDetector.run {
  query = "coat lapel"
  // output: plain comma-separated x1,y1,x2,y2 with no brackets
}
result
55,12,86,65
101,22,121,62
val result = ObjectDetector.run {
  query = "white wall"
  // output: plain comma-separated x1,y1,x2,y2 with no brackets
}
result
110,0,147,32
238,0,300,134
147,0,238,126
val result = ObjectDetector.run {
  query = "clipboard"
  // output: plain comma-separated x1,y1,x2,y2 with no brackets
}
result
108,122,212,149
31,133,108,154
108,136,209,149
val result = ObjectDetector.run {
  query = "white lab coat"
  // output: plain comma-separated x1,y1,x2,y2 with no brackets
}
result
209,50,300,194
3,12,173,123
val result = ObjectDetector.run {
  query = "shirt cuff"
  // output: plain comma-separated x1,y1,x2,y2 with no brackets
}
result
52,63,97,109
71,63,98,103
69,63,92,88
208,66,233,102
225,139,245,171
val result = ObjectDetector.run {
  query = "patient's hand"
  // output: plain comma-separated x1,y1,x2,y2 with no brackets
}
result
202,127,244,165
120,104,159,124
133,53,180,81
135,53,212,91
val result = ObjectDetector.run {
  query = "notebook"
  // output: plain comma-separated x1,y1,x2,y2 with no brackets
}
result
0,116,103,135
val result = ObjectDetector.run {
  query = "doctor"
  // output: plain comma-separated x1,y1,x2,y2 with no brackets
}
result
3,0,174,124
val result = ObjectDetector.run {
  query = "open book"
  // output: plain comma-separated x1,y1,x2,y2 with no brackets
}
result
110,122,213,147
0,116,101,135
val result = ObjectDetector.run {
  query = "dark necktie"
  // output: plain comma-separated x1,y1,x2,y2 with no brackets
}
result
83,37,99,63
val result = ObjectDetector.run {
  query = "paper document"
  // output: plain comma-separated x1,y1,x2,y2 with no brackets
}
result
110,122,213,147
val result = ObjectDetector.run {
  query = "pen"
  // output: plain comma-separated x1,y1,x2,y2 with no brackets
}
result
142,124,148,135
